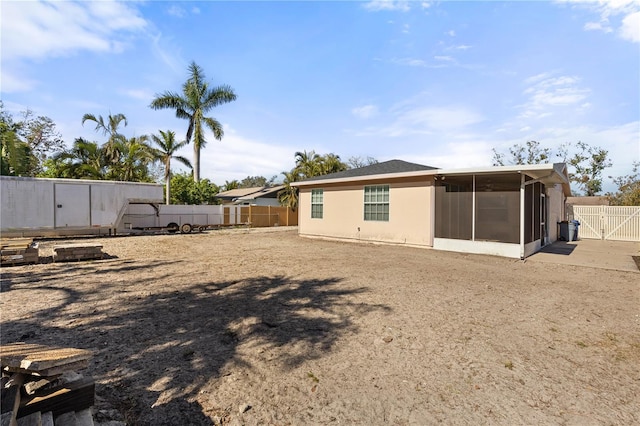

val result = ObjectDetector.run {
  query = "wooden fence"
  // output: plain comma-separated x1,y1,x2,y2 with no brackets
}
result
572,205,640,242
223,205,298,228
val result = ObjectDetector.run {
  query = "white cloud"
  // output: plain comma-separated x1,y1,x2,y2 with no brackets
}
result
434,55,454,62
584,21,613,33
391,57,428,67
200,127,296,183
558,0,640,43
519,73,591,119
118,89,154,101
0,69,38,93
447,30,456,37
166,5,186,18
620,11,640,42
354,104,485,138
352,105,379,119
1,0,147,61
363,1,411,12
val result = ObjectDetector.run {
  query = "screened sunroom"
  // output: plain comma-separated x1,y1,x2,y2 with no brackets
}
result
433,163,570,259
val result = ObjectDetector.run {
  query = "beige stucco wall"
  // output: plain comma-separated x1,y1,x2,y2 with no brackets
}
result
546,183,566,242
298,177,435,247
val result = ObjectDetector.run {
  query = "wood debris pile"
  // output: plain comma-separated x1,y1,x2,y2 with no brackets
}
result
0,239,39,267
1,343,95,426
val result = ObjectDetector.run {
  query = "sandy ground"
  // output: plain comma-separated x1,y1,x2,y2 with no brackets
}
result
1,229,639,425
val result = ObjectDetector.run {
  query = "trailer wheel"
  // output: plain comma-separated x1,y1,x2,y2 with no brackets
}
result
180,223,192,234
199,226,207,232
167,222,179,233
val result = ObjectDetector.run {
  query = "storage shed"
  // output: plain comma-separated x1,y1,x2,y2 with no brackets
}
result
291,160,571,259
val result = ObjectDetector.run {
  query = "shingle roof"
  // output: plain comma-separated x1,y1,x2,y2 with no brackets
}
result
301,159,437,182
217,185,283,199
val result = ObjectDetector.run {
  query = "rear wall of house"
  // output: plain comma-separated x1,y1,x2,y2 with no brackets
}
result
298,177,435,247
547,183,566,242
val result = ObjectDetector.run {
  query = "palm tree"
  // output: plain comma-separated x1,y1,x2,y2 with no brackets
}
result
294,150,321,178
278,170,300,210
53,138,106,179
151,130,192,204
110,135,155,182
319,153,348,175
149,61,236,182
223,179,240,191
81,113,128,164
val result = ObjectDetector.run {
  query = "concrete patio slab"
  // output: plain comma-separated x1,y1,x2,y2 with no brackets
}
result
528,238,640,272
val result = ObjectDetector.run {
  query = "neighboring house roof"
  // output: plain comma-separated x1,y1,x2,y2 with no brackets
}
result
292,160,571,196
217,185,284,202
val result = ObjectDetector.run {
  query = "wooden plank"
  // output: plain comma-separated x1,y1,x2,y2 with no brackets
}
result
1,373,25,426
52,244,102,250
53,412,75,426
74,409,94,426
3,361,89,378
16,412,40,426
0,344,91,375
40,413,53,426
0,239,33,250
18,377,94,419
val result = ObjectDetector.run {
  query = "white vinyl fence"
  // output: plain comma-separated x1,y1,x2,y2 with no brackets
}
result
573,206,640,241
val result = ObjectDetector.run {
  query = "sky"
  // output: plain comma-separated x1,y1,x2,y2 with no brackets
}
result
1,0,639,193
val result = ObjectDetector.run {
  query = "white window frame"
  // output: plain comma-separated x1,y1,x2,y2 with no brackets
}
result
364,185,389,221
311,189,323,219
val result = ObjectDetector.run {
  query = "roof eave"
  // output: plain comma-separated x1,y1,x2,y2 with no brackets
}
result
291,169,438,187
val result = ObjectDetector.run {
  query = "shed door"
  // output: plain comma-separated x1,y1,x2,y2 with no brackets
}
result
55,184,90,228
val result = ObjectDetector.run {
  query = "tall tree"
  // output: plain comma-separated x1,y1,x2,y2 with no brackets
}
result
151,130,192,204
17,109,64,174
170,172,220,205
223,180,240,191
150,61,237,182
492,140,612,196
278,170,300,210
347,155,378,169
278,151,349,209
607,162,640,206
51,138,106,179
294,150,321,178
238,175,277,188
491,140,551,166
319,153,348,175
82,113,128,164
109,135,155,182
560,141,612,196
1,103,63,176
1,108,30,176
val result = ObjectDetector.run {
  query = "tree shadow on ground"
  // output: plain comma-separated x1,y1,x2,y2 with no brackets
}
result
1,271,388,425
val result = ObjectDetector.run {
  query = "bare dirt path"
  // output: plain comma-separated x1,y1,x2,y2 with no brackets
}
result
1,229,638,425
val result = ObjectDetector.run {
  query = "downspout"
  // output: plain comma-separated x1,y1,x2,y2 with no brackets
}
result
519,173,525,259
471,174,476,241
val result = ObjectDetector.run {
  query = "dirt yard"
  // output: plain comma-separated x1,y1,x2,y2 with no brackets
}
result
1,229,638,425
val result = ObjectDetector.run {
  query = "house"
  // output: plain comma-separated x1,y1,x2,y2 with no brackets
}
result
216,185,284,206
291,160,571,259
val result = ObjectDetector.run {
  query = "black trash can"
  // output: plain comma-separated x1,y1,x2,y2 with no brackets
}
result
570,220,580,241
558,221,569,241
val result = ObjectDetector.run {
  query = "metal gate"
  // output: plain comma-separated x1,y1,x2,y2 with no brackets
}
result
573,206,640,241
